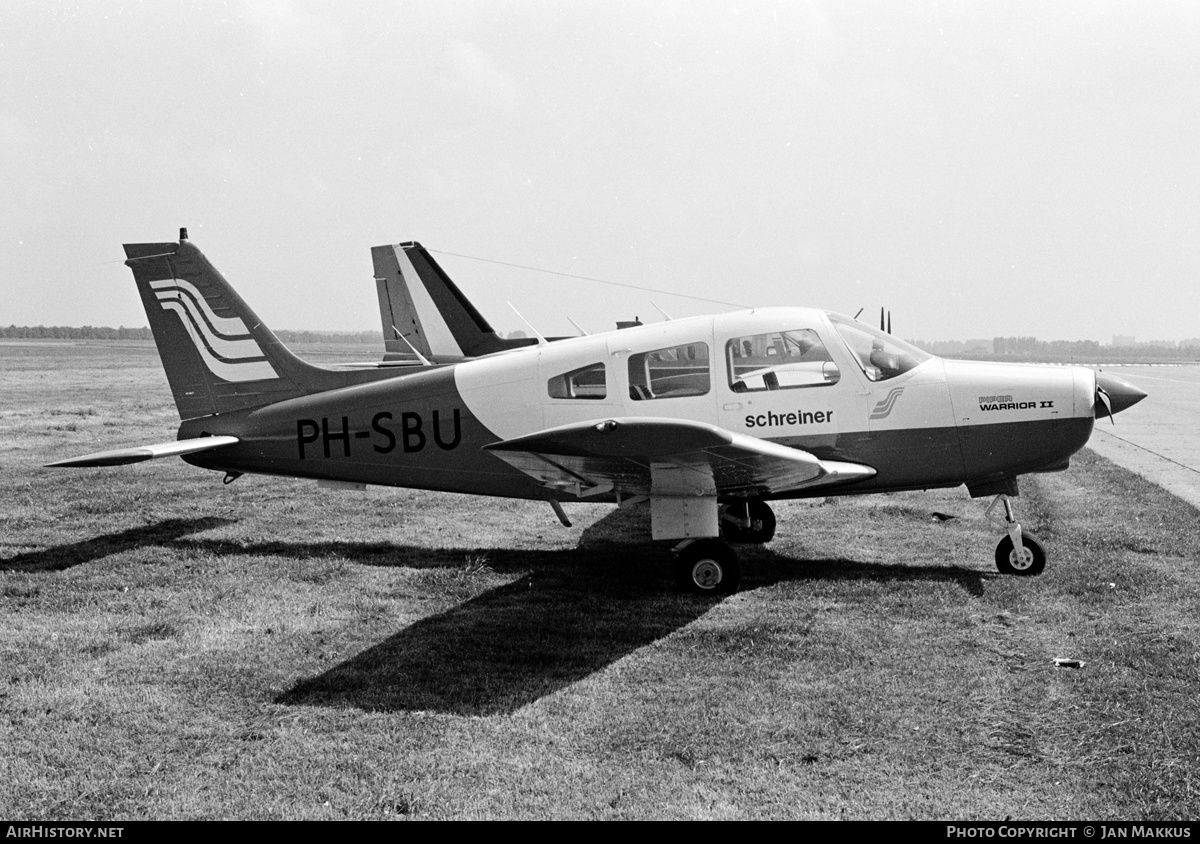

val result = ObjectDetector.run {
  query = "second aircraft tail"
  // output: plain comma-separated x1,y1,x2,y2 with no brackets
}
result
371,242,538,361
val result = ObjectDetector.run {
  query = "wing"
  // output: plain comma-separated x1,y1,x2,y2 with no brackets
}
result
483,418,873,499
45,436,240,468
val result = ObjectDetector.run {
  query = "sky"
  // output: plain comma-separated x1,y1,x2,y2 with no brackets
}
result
3,0,1199,343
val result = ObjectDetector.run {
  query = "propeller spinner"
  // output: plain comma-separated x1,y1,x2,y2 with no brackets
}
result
1094,372,1147,423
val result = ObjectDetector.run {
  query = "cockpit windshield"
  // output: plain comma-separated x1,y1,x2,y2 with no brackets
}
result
826,312,931,382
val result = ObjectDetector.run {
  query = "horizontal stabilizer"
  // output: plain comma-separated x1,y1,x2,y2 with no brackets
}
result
46,436,239,468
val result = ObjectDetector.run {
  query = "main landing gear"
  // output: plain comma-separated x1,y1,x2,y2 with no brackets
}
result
672,538,742,595
669,500,777,595
655,497,777,596
720,500,776,544
986,494,1046,576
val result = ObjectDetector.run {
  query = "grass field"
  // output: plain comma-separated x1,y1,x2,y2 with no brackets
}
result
2,341,1199,820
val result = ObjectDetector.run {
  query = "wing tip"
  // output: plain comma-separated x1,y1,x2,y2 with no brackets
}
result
45,452,156,468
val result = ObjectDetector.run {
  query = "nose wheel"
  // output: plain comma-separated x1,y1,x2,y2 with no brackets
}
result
986,494,1046,576
995,533,1046,575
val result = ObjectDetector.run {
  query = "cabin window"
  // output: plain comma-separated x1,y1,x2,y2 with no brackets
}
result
628,343,710,400
827,312,930,382
548,363,607,400
726,329,840,392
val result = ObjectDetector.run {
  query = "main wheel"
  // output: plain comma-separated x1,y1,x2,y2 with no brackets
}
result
720,500,777,544
995,534,1046,576
674,539,741,595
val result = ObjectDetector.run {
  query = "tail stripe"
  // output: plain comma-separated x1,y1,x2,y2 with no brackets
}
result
149,278,254,339
154,290,266,362
158,300,277,382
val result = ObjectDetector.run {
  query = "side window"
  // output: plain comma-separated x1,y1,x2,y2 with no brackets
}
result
726,329,840,392
548,363,607,400
628,343,710,400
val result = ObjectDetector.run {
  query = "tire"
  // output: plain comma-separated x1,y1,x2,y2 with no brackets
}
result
721,500,777,544
995,533,1046,576
675,539,741,595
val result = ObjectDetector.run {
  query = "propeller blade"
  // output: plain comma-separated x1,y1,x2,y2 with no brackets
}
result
1094,371,1147,423
1096,385,1115,425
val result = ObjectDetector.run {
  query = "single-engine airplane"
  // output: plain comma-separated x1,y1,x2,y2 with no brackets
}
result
49,231,1146,594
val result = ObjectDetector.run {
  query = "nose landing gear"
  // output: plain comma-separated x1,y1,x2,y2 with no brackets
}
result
986,494,1046,576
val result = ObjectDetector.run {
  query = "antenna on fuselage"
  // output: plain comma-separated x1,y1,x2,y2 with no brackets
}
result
651,301,674,321
506,302,549,346
391,324,432,366
567,316,590,336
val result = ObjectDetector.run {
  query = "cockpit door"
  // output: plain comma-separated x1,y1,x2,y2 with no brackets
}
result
715,315,862,445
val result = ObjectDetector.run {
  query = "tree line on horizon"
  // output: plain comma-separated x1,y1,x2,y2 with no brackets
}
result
7,324,1199,361
911,335,1200,361
989,336,1200,360
1,325,382,344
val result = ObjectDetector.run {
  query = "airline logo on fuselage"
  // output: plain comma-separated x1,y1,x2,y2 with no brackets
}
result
869,386,905,420
744,409,833,429
150,278,277,383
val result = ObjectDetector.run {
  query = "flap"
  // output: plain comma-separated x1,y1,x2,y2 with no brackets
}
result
484,418,873,499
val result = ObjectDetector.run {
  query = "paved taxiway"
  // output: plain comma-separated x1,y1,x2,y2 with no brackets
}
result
1082,364,1200,512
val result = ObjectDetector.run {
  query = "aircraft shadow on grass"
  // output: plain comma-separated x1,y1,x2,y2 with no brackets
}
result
6,508,986,715
1,516,235,573
275,507,990,716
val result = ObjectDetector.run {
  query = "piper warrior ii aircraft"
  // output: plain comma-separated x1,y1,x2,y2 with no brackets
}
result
49,231,1147,595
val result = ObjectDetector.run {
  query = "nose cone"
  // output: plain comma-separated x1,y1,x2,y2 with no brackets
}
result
1095,372,1147,420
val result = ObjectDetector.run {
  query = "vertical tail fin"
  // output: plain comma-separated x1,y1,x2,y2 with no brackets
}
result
371,242,537,360
127,236,387,420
